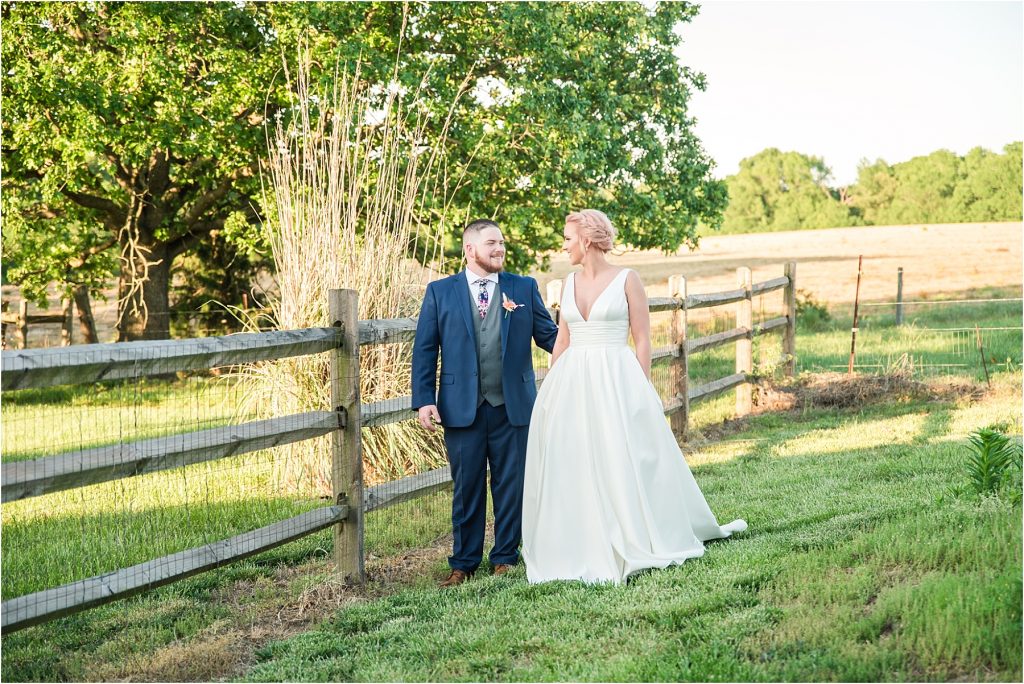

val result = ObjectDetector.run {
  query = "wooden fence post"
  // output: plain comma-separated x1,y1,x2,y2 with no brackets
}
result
895,267,904,326
783,262,797,377
17,300,28,350
735,267,753,416
60,298,74,347
329,288,365,585
546,280,563,323
546,280,562,368
668,275,689,439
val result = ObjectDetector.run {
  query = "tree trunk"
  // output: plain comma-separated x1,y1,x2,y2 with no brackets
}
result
72,284,99,344
117,240,171,341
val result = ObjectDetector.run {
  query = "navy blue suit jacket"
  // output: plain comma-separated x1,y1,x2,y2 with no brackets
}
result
411,271,558,428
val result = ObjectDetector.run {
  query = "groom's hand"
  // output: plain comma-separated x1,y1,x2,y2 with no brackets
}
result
417,405,442,432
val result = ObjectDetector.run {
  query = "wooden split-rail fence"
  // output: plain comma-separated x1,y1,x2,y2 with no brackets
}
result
0,263,796,632
1,299,82,350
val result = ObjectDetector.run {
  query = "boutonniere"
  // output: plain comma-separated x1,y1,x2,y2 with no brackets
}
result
502,293,524,318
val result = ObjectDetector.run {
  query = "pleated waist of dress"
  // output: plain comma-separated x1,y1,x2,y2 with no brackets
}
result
567,321,629,347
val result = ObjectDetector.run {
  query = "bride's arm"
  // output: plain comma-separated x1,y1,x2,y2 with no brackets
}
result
549,313,571,367
624,270,652,380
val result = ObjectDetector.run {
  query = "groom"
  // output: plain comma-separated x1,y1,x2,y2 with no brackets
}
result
412,219,558,587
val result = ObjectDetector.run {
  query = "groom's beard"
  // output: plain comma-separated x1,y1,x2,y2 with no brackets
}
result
470,253,504,274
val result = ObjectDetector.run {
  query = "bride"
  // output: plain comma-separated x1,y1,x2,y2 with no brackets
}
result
522,209,747,585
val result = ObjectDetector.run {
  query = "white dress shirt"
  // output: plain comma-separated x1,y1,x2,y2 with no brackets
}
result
465,268,499,306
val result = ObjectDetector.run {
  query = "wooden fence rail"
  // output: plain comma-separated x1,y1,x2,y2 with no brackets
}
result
0,263,796,633
1,411,343,503
1,299,75,350
0,327,343,391
1,505,349,631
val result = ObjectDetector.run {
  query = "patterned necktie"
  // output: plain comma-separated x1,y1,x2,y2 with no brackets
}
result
475,278,490,318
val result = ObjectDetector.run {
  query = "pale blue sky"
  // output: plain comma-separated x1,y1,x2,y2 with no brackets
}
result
677,0,1024,186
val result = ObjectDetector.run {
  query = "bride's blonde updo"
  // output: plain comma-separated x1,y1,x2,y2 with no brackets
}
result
566,209,616,252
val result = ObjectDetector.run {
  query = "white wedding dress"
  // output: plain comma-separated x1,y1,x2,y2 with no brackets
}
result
522,269,747,584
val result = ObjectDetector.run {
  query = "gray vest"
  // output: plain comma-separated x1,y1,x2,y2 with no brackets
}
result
469,280,504,407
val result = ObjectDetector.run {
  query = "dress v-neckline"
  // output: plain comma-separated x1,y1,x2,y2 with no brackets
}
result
572,269,626,323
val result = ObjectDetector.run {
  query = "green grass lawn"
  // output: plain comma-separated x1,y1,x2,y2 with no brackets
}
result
1,285,1020,681
237,373,1021,682
2,372,1019,681
1,375,253,462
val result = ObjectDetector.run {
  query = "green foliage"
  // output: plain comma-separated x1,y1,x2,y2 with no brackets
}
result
403,2,729,269
890,149,961,224
1,2,282,337
711,143,1022,235
719,148,857,233
2,1,727,335
964,427,1022,496
249,1,729,269
852,143,1024,227
794,288,832,331
950,143,1024,222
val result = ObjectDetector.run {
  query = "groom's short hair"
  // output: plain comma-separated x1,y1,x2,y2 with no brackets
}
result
463,219,501,243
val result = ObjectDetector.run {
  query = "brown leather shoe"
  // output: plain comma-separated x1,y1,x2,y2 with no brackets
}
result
492,564,514,577
439,569,472,588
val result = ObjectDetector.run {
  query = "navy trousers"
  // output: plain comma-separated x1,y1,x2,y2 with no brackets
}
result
443,401,529,573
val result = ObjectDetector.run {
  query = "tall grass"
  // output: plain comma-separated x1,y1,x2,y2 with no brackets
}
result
242,41,471,492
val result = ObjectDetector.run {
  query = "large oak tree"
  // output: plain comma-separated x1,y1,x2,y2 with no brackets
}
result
3,2,727,340
2,2,285,339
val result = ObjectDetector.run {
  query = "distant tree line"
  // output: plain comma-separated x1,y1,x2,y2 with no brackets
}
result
715,142,1023,235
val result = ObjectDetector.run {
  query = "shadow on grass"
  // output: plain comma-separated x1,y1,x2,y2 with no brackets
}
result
0,490,457,682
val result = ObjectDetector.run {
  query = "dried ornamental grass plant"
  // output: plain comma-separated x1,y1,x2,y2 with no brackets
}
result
240,45,472,494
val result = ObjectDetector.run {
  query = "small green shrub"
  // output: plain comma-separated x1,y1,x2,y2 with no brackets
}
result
795,289,832,331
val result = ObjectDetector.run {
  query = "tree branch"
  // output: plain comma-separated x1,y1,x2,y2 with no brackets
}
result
167,218,225,260
60,187,124,218
148,149,172,197
182,162,256,228
102,144,134,193
67,236,118,268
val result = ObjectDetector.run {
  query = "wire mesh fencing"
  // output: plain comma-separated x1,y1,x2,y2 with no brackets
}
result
0,330,346,631
1,302,277,350
798,295,1023,381
358,337,451,573
2,270,800,630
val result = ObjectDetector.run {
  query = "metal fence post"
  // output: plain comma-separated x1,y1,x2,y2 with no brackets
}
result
668,275,689,439
783,262,797,377
329,288,365,585
848,255,864,375
736,267,753,416
1,300,8,350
